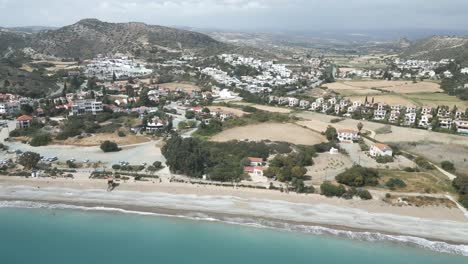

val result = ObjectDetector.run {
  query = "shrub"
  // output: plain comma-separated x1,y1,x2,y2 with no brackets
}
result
414,157,434,170
100,141,121,152
358,190,373,200
320,181,346,197
30,134,51,147
459,194,468,209
441,161,455,172
330,118,344,123
8,129,21,137
385,193,391,199
375,155,394,164
403,167,419,172
385,178,407,190
153,161,162,169
241,105,258,113
117,131,126,137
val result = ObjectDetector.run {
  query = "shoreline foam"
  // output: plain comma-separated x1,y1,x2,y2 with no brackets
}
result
1,199,468,256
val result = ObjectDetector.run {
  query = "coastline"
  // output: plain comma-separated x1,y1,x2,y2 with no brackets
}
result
1,176,468,255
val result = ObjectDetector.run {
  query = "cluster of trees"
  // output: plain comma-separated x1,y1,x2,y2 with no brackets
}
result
264,146,316,182
30,134,52,147
320,181,372,200
18,151,41,170
452,174,468,208
177,120,197,130
162,136,288,182
336,166,380,187
440,70,468,100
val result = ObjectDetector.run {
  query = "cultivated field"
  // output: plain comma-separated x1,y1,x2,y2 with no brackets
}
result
404,93,468,108
158,82,201,92
232,102,292,113
207,106,246,117
325,80,442,96
30,60,80,71
210,123,326,145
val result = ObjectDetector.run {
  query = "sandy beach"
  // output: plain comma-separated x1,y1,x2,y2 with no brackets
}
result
1,176,467,245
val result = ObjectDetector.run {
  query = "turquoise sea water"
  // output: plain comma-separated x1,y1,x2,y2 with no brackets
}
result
0,206,466,264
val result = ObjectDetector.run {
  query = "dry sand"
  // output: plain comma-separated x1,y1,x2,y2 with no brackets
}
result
1,176,467,245
210,123,326,145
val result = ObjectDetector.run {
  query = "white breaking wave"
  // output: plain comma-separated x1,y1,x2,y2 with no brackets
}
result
1,200,467,256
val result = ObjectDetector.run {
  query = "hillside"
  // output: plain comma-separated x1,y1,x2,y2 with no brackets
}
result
401,36,468,65
29,19,227,58
1,19,228,59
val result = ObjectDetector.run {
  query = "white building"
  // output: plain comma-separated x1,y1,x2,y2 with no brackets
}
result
370,143,393,157
70,100,103,116
337,129,360,142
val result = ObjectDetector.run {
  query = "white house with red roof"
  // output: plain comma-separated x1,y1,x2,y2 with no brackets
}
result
370,143,393,157
337,129,360,142
16,115,33,129
244,166,264,177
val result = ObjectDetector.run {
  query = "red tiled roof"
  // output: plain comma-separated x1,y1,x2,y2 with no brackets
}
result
248,157,263,163
17,115,33,121
244,166,254,173
374,143,391,151
338,129,357,133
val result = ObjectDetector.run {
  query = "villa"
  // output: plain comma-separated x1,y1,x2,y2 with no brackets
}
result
337,129,360,142
370,143,393,157
16,115,33,129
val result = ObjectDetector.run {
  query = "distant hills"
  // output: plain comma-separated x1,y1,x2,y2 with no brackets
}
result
401,36,468,65
1,19,227,59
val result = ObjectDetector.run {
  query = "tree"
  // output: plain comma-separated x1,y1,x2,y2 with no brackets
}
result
100,141,121,152
325,126,338,142
112,164,121,171
18,152,41,170
21,104,34,115
185,111,195,119
357,122,364,134
112,71,117,82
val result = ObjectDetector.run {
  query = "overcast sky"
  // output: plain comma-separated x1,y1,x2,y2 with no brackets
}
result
1,0,468,31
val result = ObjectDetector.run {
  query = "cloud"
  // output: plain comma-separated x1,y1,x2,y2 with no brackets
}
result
0,0,467,31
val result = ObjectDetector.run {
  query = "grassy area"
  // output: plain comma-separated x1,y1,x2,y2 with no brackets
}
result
402,92,468,108
377,169,455,194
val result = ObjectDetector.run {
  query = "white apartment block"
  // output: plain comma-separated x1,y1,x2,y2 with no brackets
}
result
70,100,103,116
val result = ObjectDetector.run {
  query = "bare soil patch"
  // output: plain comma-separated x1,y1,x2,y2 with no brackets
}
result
159,82,201,92
210,123,326,145
207,106,246,117
55,133,150,147
232,102,292,113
